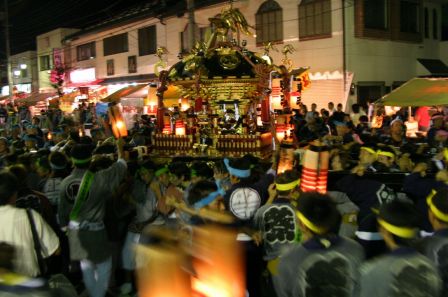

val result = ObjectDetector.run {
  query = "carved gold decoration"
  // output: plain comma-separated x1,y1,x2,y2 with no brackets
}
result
154,47,169,77
281,44,295,71
219,54,241,70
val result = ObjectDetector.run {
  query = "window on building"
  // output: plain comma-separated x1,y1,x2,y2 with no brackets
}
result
357,83,386,107
138,25,157,56
424,8,429,38
364,0,388,30
400,1,420,33
21,69,28,78
77,42,96,61
443,4,448,41
180,23,200,53
39,55,50,71
104,33,128,56
128,56,137,74
107,59,114,76
433,9,438,39
299,0,331,40
256,0,283,45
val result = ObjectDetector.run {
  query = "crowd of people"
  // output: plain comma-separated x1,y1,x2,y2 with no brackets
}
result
0,100,447,297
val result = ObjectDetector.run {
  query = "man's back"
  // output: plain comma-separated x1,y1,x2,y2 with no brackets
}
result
360,248,441,297
274,236,364,297
254,199,297,260
417,230,448,297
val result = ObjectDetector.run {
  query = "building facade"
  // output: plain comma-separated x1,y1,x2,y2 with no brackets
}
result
57,0,448,110
36,28,79,92
1,50,39,96
346,0,448,108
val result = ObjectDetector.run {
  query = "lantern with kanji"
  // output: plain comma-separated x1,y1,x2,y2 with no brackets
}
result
300,143,329,193
108,104,128,138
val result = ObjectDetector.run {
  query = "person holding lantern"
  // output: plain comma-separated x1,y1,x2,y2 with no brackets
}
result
67,137,127,297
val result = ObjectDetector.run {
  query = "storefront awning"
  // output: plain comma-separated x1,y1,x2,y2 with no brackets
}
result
101,84,148,103
290,67,309,77
17,92,55,105
65,79,104,88
377,77,448,107
60,92,80,103
100,74,156,85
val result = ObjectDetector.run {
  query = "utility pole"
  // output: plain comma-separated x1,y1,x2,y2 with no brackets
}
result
187,0,195,51
3,0,13,101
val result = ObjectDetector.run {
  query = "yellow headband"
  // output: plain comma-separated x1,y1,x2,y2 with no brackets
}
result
377,218,417,239
296,211,327,235
377,150,395,159
427,190,448,222
361,147,377,156
276,179,300,191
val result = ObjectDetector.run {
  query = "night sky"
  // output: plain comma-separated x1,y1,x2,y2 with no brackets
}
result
2,0,149,55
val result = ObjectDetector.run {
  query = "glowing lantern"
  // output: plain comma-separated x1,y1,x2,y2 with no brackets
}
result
175,121,186,136
276,124,289,143
192,227,245,297
300,143,329,193
145,84,158,114
78,129,83,137
275,115,292,144
136,245,191,297
180,98,190,111
277,148,295,174
47,132,52,141
108,104,128,138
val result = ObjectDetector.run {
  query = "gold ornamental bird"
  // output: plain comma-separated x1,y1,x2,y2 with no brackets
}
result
154,47,169,77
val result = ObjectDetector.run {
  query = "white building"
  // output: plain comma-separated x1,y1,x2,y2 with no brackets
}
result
345,0,448,109
1,50,38,96
36,28,79,92
60,0,448,110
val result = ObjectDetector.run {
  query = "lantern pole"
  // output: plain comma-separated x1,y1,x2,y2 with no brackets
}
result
3,0,13,102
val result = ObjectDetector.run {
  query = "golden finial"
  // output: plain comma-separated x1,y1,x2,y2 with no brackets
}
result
154,47,169,77
281,44,295,71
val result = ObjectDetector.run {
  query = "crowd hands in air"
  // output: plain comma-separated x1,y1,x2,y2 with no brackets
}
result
0,101,448,297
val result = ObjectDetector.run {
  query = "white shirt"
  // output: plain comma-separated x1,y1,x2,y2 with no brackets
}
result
0,205,59,277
